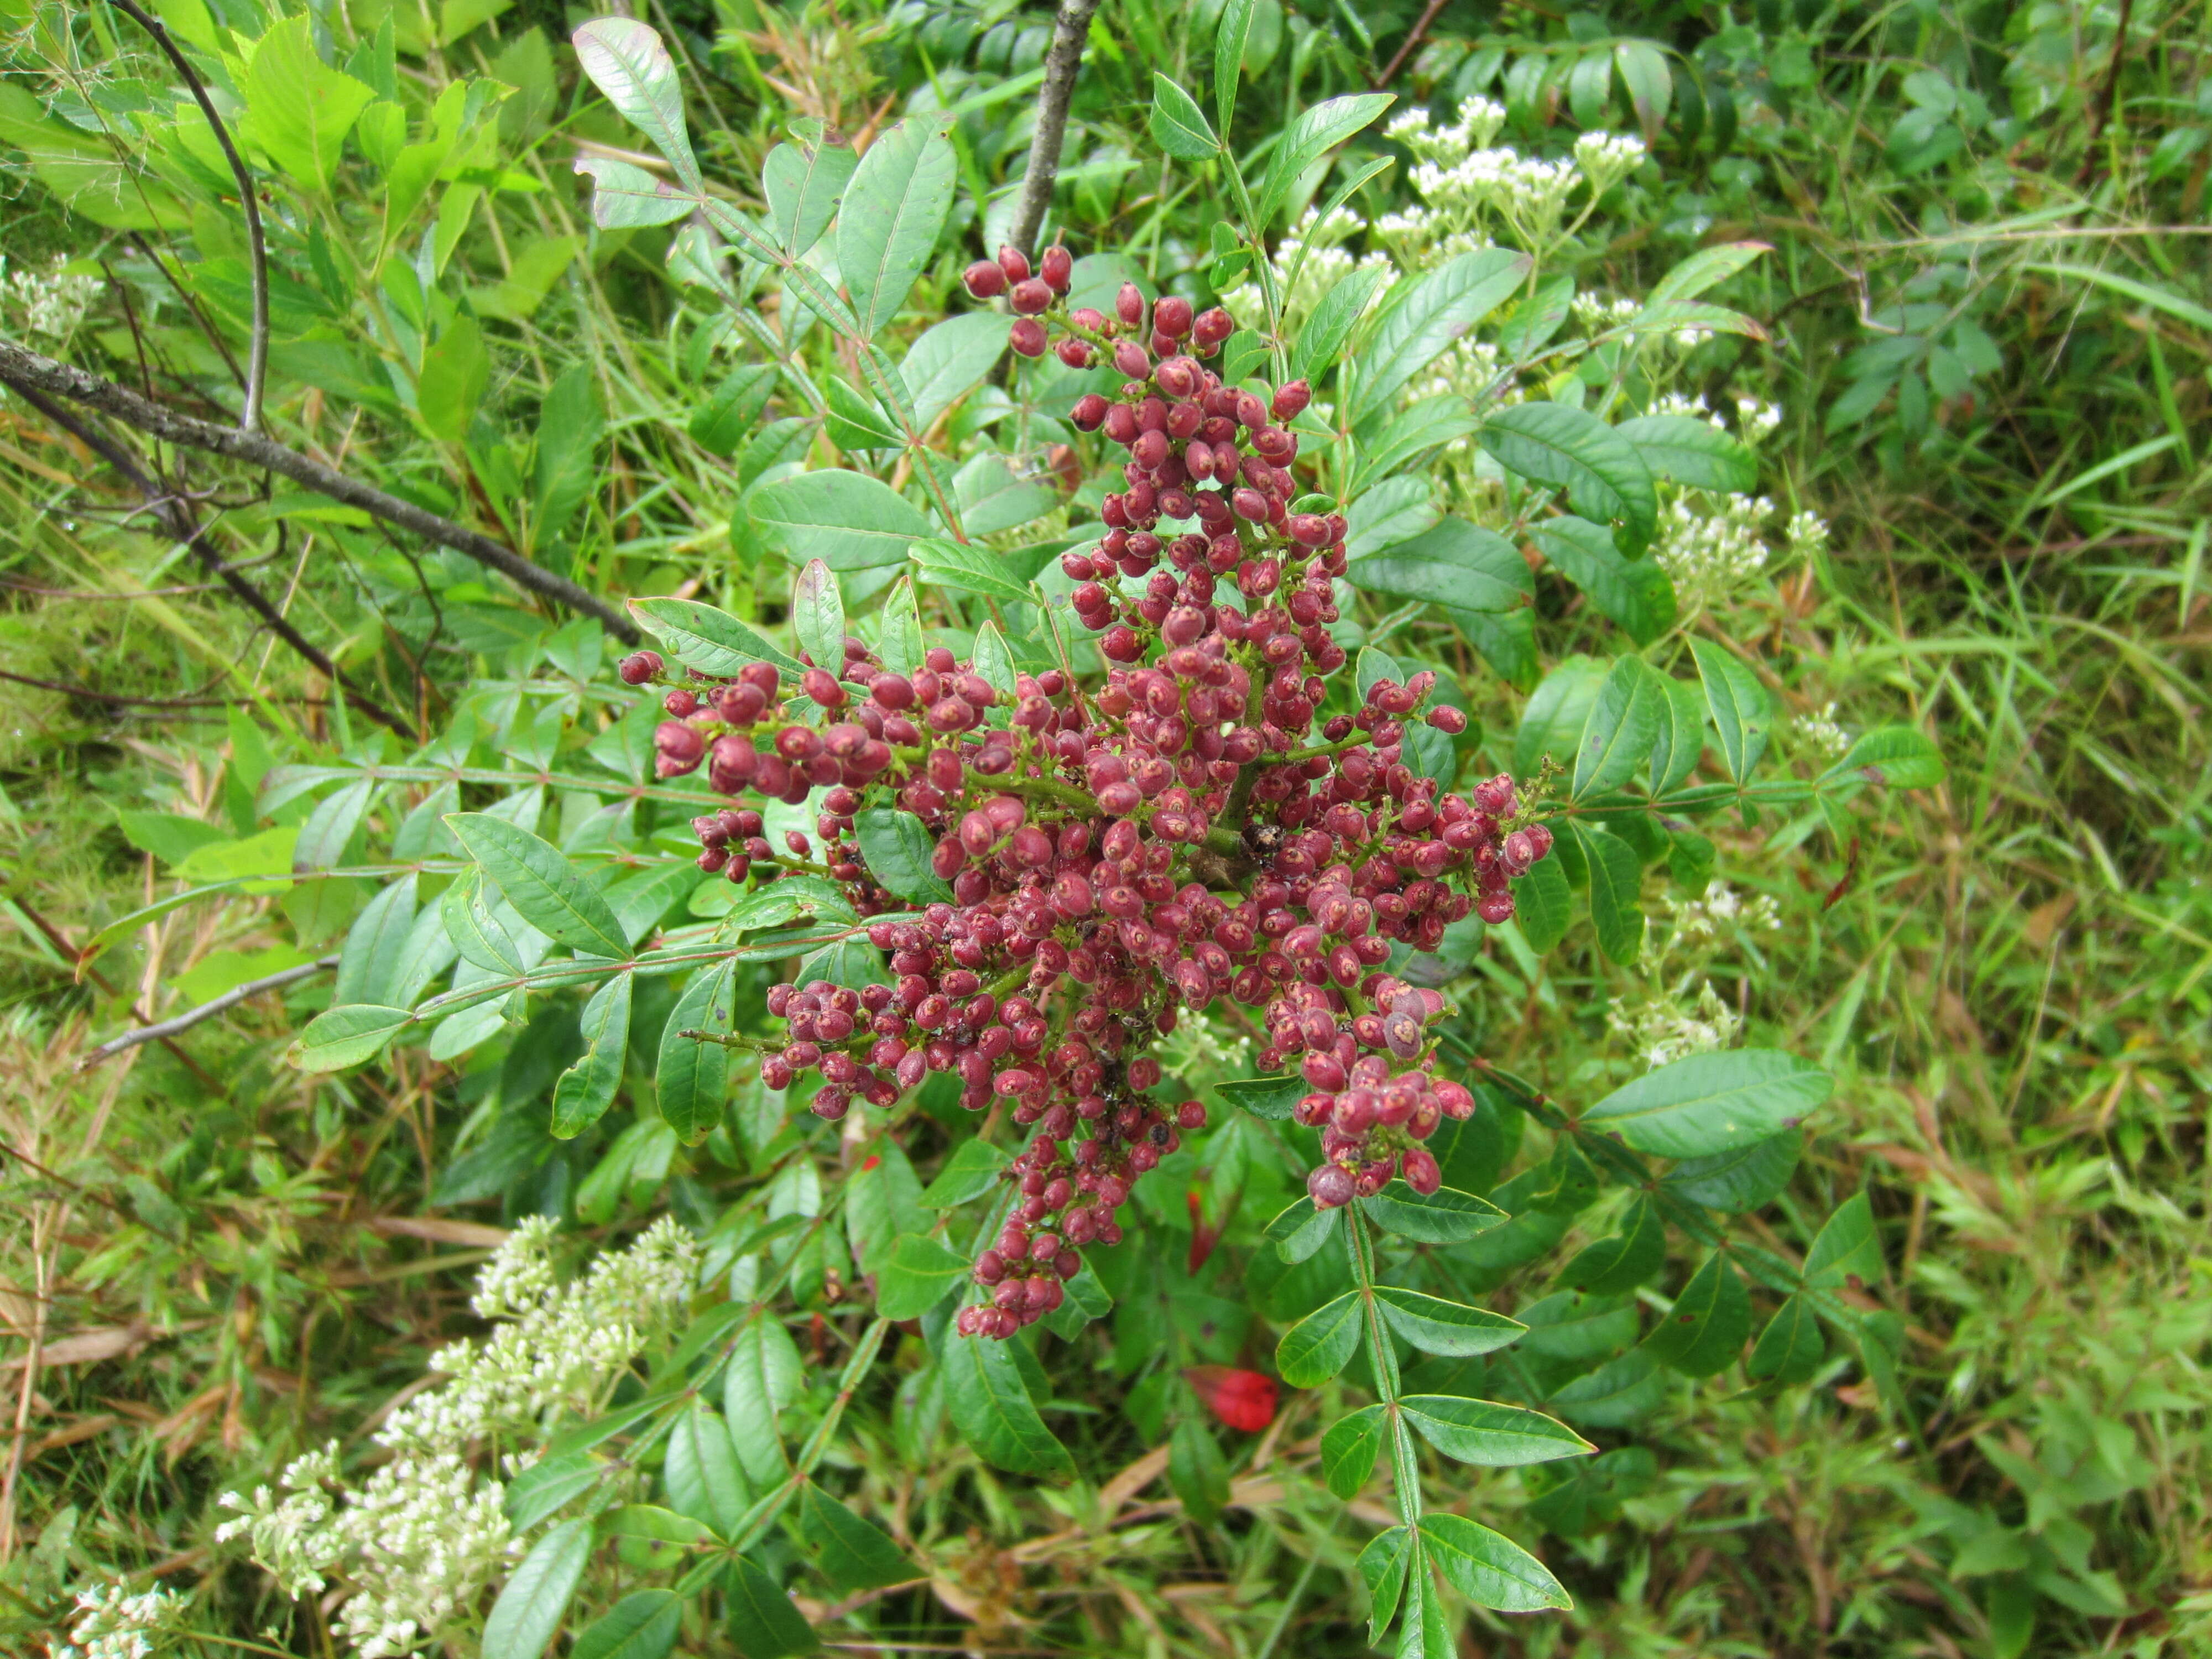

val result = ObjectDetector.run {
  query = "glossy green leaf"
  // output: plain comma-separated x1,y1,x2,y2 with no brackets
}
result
1660,1128,1802,1211
1348,516,1530,615
1214,1073,1306,1121
1640,1253,1751,1376
1616,413,1759,492
1548,1349,1667,1427
447,813,629,960
852,807,953,906
1320,1402,1386,1498
1256,93,1394,227
1169,1415,1230,1523
1374,1286,1526,1355
941,1332,1075,1477
571,1591,681,1659
1288,262,1391,387
289,1003,412,1071
1581,1048,1832,1160
1688,637,1771,781
1263,1195,1340,1264
1648,673,1707,794
1571,822,1645,964
1648,240,1770,305
572,19,698,187
1395,1571,1452,1659
628,597,806,678
1823,725,1947,789
763,136,855,258
1276,1289,1363,1386
1530,514,1678,645
1804,1191,1882,1288
663,1400,749,1536
1357,1525,1412,1642
551,972,632,1138
442,868,524,974
482,1516,592,1659
837,120,954,341
875,1233,968,1319
504,1452,603,1531
242,17,375,195
1213,0,1258,129
753,469,930,571
1481,403,1657,555
1556,1197,1666,1295
874,577,924,675
911,534,1037,604
655,961,734,1142
1419,1513,1572,1611
1399,1396,1594,1465
573,155,695,228
1361,1181,1506,1244
1512,848,1574,953
1746,1293,1825,1384
791,559,845,674
1149,72,1218,159
1352,248,1528,423
917,1138,1009,1208
723,1557,818,1657
901,312,1010,429
796,1484,915,1592
724,1318,802,1484
1574,656,1668,799
1514,654,1608,778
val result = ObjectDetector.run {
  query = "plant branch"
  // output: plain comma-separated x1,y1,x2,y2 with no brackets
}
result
3,378,416,736
1008,0,1104,257
80,955,338,1069
1371,0,1451,91
0,340,643,644
106,0,268,434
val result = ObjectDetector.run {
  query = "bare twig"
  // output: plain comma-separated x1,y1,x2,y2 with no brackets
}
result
1372,0,1450,90
106,0,268,433
1007,0,1104,257
0,668,241,708
2,378,416,735
0,339,643,643
80,955,339,1068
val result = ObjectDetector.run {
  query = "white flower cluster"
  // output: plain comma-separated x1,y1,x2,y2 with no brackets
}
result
1794,701,1853,759
2,259,99,340
1672,881,1783,943
1572,129,1648,195
1608,978,1744,1070
217,1218,698,1658
1271,205,1396,325
1735,396,1784,438
55,1583,184,1659
1571,293,1643,332
1652,492,1778,606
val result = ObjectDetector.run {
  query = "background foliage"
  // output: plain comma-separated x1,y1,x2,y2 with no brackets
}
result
0,0,2205,1656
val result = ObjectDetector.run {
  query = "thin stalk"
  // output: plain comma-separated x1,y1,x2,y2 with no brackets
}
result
1008,0,1106,257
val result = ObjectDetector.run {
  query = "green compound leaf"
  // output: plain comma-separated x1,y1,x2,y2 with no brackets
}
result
837,119,956,342
551,972,632,1138
1580,1048,1833,1160
628,596,806,677
289,1003,413,1072
1373,1286,1527,1356
1616,413,1760,492
1573,655,1668,800
874,1233,968,1319
1357,1525,1413,1644
796,1483,915,1592
1640,1253,1751,1376
1264,1194,1341,1264
1746,1292,1825,1385
752,469,931,571
1688,637,1771,781
942,1332,1075,1478
572,19,699,189
482,1516,593,1659
1149,72,1219,159
1399,1396,1595,1465
917,1138,1009,1209
1255,92,1394,228
1276,1289,1363,1387
571,1590,682,1659
1320,1402,1387,1499
656,962,735,1143
447,813,630,961
1418,1513,1573,1611
1360,1181,1506,1244
723,1556,818,1656
1481,401,1657,555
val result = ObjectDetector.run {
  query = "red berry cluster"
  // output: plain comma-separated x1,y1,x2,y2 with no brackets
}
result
614,259,1556,1335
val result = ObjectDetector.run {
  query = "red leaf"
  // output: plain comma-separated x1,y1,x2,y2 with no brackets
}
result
1187,1365,1277,1432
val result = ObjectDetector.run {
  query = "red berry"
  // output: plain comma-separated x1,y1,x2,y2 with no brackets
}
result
1010,319,1047,357
1040,244,1073,291
998,244,1031,284
963,259,1008,299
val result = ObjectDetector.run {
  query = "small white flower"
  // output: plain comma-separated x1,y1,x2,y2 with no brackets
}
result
1794,702,1853,759
55,1582,184,1659
2,258,100,340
